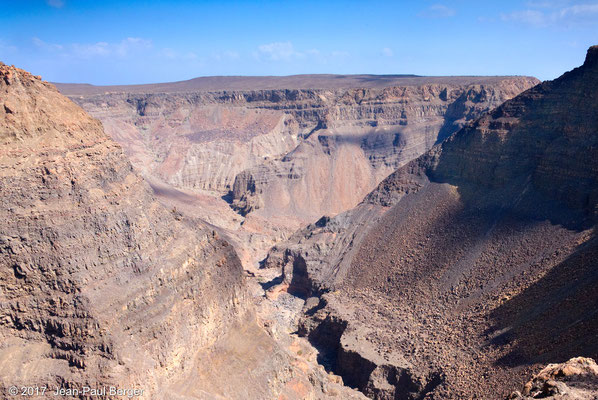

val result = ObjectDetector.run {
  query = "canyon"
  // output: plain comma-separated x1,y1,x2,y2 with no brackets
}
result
0,63,364,400
263,46,598,398
57,74,538,268
1,46,596,400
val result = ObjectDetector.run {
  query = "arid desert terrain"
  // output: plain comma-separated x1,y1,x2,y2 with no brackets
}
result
1,45,597,399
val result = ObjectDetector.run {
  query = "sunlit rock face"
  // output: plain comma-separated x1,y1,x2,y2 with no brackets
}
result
0,62,248,398
59,75,538,244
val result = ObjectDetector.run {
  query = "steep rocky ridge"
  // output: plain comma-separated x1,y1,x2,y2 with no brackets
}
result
263,47,598,398
0,61,250,398
0,63,366,400
57,76,538,267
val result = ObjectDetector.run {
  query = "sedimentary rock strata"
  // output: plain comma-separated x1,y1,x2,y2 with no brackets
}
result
57,76,538,268
0,62,250,398
263,47,598,399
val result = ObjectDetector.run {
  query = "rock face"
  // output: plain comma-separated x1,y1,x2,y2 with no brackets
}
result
263,47,598,399
57,76,538,267
0,62,372,400
509,357,598,399
0,62,250,397
226,80,539,225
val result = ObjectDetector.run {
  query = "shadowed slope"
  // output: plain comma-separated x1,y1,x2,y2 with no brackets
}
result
263,47,598,399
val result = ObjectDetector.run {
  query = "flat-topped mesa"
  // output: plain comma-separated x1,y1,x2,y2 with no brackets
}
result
0,63,248,397
56,74,539,94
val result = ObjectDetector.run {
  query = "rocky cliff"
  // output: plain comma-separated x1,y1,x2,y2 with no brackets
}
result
0,62,250,398
263,47,598,399
58,76,538,268
0,62,375,400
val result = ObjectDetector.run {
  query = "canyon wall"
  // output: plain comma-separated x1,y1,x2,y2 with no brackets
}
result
59,77,539,247
0,63,250,398
262,47,598,399
0,62,372,400
227,80,539,225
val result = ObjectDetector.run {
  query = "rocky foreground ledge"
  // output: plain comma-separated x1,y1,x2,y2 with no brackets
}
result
509,357,598,399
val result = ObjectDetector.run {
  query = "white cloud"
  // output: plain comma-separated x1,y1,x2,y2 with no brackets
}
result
114,37,152,57
419,4,456,18
525,0,578,8
162,48,177,59
0,39,17,55
253,42,350,64
331,50,350,58
32,37,63,51
32,37,153,59
382,47,394,57
72,41,110,57
183,52,199,61
558,3,598,16
502,2,598,27
501,9,548,26
46,0,64,8
256,41,304,61
212,50,240,61
163,48,202,61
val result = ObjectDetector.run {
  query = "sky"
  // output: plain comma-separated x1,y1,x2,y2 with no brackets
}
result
1,0,597,85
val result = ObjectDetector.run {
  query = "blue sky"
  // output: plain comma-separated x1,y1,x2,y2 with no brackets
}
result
1,0,597,84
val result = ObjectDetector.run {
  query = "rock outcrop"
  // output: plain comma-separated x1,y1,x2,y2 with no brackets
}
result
0,62,250,398
509,357,598,399
263,47,598,398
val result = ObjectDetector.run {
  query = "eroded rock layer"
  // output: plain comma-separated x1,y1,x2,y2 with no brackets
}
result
57,76,538,249
0,62,250,398
263,47,598,398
